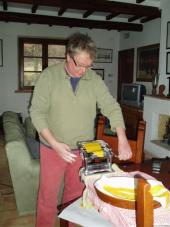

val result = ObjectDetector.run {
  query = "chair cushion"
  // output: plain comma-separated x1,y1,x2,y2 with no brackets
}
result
26,136,40,159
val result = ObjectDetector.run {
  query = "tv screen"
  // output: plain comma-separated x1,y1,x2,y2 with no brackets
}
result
121,83,146,107
122,85,138,101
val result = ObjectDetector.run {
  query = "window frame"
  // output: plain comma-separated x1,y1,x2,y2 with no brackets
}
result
18,37,67,92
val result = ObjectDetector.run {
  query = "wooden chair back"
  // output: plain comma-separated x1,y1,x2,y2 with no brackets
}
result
136,178,153,227
96,115,146,164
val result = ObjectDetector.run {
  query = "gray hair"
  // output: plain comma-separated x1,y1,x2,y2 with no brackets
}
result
66,33,97,61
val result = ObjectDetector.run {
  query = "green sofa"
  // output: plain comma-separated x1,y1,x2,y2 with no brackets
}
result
2,111,40,215
2,111,63,215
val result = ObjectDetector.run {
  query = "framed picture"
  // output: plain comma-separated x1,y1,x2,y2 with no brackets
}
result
136,44,159,82
0,39,3,67
93,68,104,80
166,52,170,74
166,22,170,49
95,48,112,63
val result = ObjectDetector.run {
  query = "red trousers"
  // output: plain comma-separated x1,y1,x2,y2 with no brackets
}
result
36,144,85,227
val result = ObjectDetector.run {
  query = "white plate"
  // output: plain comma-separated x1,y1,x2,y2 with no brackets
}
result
94,175,137,200
94,175,163,201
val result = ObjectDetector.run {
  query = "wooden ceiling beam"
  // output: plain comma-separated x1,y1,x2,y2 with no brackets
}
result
58,7,66,16
32,4,38,13
0,11,143,31
136,0,145,3
83,10,94,19
128,15,141,22
2,0,8,10
0,0,160,18
106,13,119,21
140,15,160,23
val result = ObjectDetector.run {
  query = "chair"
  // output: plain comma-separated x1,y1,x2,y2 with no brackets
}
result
136,178,153,227
59,178,153,227
96,115,146,164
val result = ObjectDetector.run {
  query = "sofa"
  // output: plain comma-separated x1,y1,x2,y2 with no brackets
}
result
2,111,63,215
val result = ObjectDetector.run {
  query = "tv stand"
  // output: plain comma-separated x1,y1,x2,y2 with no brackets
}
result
120,104,143,140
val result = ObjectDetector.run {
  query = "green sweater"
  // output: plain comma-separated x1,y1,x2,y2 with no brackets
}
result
30,62,125,149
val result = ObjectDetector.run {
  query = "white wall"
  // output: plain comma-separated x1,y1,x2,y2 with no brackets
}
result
159,0,170,94
119,18,161,94
0,22,119,118
144,95,170,158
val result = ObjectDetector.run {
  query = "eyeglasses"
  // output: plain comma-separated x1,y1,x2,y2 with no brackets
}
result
72,57,93,69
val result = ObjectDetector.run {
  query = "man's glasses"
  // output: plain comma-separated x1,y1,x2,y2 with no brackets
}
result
72,57,93,69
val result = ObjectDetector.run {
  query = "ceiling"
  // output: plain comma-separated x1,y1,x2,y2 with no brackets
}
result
0,0,161,32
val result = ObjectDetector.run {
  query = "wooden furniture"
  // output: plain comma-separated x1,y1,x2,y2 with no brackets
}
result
136,178,153,227
121,104,143,140
96,115,146,164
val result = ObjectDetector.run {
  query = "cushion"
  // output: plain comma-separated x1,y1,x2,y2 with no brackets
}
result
24,117,37,139
26,136,40,159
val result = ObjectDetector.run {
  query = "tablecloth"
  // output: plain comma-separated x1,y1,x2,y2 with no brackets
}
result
81,166,170,227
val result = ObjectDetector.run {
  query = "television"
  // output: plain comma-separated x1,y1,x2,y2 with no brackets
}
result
121,83,146,107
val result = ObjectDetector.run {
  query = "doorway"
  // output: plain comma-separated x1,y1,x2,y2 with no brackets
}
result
117,48,134,102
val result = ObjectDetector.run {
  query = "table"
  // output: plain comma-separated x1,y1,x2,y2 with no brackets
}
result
120,158,170,190
59,159,170,227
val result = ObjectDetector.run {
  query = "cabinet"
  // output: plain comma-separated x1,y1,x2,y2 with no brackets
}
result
121,104,143,140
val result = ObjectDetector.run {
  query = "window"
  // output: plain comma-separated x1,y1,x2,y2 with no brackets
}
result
18,38,66,92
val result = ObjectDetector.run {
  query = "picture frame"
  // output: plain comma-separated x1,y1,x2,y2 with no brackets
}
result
0,39,3,67
166,22,170,49
93,68,104,80
136,43,159,82
95,48,112,63
166,52,170,74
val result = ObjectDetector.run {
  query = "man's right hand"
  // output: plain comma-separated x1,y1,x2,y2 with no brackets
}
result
40,128,77,163
52,142,77,163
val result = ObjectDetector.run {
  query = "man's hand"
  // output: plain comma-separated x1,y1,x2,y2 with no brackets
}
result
118,139,132,160
40,128,77,163
52,142,77,163
116,127,132,161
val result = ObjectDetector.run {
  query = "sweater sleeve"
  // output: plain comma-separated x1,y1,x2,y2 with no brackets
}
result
29,69,51,133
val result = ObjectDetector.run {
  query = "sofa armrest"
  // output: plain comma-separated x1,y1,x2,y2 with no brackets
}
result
5,140,40,215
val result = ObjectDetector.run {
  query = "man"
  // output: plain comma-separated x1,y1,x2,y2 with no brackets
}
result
30,32,132,227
